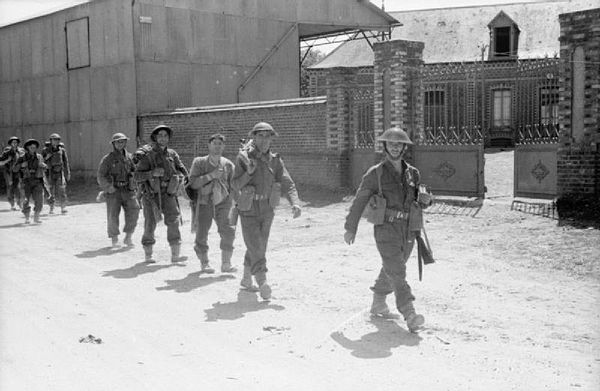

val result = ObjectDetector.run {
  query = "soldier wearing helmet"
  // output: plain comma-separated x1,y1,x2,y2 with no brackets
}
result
134,124,189,263
97,133,140,247
187,133,237,274
344,127,432,333
0,136,25,210
42,132,71,214
15,139,47,223
231,121,302,300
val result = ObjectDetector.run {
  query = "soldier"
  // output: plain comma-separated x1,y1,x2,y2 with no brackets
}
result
0,136,24,210
134,125,188,263
344,127,432,333
97,133,140,247
232,122,302,300
187,133,237,274
15,139,47,224
42,133,70,214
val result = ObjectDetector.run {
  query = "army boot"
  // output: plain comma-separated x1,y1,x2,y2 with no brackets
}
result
370,293,391,317
171,244,187,263
400,303,425,333
33,212,42,224
240,265,258,292
220,250,237,273
111,236,119,248
61,206,67,214
143,245,155,263
24,212,31,224
198,252,214,272
255,272,271,300
123,232,133,247
49,205,55,215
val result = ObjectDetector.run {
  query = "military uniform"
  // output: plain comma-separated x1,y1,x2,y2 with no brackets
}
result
134,125,188,262
16,139,47,223
97,133,140,246
0,137,24,210
344,127,430,332
232,122,301,299
42,133,70,214
188,155,236,272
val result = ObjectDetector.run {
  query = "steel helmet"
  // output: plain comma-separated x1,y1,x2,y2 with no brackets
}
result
150,125,172,141
49,133,61,140
7,136,20,145
111,133,129,143
24,139,40,149
248,122,278,137
377,127,413,145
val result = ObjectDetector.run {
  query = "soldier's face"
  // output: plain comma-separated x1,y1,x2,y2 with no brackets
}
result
208,139,225,156
9,140,18,148
51,138,60,146
113,140,127,151
253,131,272,153
386,141,407,161
156,130,169,147
27,144,37,154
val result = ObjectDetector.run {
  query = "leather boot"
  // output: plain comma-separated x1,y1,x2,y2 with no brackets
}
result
49,205,55,214
255,272,271,300
123,232,133,247
111,236,119,248
198,252,214,272
400,303,425,333
143,245,155,263
240,265,258,291
220,250,237,273
24,212,31,224
33,212,42,224
61,206,67,214
171,244,187,263
370,293,391,316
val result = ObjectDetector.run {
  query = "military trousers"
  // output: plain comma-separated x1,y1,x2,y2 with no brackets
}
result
4,171,21,207
21,178,44,216
47,171,67,207
194,196,235,256
239,201,275,275
141,191,181,246
371,220,417,316
106,187,140,238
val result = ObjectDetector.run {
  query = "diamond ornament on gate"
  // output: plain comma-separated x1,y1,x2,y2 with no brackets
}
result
531,160,550,183
435,161,456,181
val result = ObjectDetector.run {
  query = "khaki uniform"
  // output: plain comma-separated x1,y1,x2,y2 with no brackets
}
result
42,145,70,209
15,152,47,218
0,146,24,208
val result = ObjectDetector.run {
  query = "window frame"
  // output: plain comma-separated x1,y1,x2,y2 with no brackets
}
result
492,88,512,128
65,17,91,70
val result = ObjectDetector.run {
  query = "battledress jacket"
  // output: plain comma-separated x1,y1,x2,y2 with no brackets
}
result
97,149,136,192
134,144,189,191
345,159,421,235
42,145,70,179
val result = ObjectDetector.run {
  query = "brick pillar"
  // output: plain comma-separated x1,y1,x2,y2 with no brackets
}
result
557,8,600,197
373,40,424,154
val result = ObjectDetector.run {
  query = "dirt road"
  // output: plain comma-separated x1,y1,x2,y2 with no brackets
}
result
1,153,599,391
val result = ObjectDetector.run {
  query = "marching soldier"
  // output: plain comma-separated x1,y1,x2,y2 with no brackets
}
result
134,125,188,263
232,122,302,300
97,133,140,247
15,139,47,224
187,133,237,274
344,127,432,333
0,136,24,210
42,133,70,214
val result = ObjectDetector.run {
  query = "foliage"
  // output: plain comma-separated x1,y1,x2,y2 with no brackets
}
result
300,48,326,97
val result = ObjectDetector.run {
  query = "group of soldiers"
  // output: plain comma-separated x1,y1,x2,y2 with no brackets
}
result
96,122,302,301
0,133,70,223
2,123,433,332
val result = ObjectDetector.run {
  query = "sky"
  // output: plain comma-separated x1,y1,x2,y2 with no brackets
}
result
0,0,547,27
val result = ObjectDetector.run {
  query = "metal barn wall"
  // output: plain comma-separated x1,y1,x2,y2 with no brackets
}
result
0,0,137,175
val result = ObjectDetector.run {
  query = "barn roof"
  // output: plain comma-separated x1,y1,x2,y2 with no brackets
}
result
310,0,598,67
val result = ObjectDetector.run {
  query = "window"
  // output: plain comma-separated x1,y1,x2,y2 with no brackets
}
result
488,11,520,60
494,27,511,57
424,89,446,130
66,17,90,69
493,89,511,127
539,87,559,126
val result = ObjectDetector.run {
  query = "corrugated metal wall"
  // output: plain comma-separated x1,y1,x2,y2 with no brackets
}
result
0,0,137,175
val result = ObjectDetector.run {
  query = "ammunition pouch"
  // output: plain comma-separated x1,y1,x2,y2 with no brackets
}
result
365,194,387,225
237,185,255,212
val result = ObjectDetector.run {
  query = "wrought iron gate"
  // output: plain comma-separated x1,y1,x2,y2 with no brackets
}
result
349,75,377,190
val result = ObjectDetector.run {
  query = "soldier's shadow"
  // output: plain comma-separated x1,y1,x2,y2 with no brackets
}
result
102,261,178,279
330,317,422,359
155,272,236,293
75,246,133,259
0,222,35,229
204,290,285,322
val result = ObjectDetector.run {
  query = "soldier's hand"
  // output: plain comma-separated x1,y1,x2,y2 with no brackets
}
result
344,230,355,245
152,167,165,177
292,205,302,219
246,160,256,175
107,184,116,194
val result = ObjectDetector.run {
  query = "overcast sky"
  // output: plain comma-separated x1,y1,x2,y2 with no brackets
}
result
0,0,547,26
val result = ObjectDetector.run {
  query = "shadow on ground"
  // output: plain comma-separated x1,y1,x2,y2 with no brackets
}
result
330,317,421,359
76,245,134,259
102,261,183,279
204,290,285,322
156,272,236,293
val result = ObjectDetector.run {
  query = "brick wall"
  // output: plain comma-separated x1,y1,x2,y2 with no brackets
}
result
557,7,600,196
138,97,350,190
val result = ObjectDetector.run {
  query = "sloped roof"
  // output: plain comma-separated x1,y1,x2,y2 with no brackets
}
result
311,0,598,67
